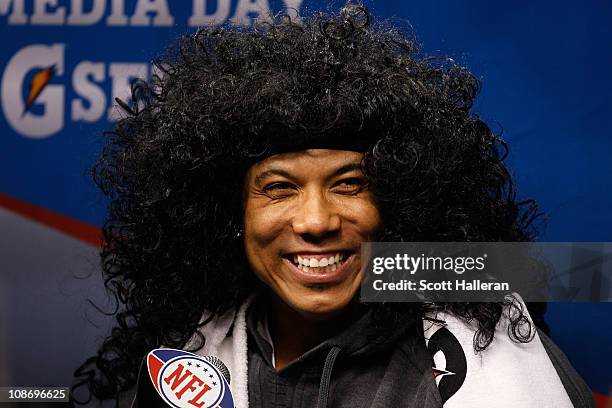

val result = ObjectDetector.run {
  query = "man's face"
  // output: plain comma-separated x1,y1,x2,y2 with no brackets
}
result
243,149,382,318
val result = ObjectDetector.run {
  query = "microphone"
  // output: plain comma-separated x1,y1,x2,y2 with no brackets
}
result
201,355,231,384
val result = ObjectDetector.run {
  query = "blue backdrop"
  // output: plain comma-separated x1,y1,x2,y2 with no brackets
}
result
1,0,610,403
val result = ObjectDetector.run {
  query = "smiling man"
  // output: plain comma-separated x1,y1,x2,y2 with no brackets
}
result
75,6,594,408
243,150,379,315
243,149,381,369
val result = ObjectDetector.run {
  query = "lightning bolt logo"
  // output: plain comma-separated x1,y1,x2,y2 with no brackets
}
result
22,65,56,117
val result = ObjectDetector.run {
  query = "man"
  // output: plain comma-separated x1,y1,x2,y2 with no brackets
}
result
74,6,594,407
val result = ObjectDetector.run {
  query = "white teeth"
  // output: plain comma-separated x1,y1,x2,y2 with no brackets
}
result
292,252,347,271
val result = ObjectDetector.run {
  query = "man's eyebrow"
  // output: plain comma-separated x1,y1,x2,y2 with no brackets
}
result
254,169,293,186
253,162,363,186
331,163,363,177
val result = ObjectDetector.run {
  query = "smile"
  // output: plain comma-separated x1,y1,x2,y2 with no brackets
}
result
282,252,356,285
291,252,346,273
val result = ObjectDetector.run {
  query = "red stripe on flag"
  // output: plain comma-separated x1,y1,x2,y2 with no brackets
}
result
148,354,165,393
0,193,102,247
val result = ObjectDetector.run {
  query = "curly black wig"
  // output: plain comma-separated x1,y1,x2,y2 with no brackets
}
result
74,5,542,404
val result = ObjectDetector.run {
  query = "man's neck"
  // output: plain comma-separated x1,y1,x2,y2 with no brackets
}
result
267,295,366,370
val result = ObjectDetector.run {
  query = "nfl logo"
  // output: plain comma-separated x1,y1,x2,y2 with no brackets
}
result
147,348,235,408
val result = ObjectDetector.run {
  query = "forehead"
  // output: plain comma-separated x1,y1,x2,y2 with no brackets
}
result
247,149,365,179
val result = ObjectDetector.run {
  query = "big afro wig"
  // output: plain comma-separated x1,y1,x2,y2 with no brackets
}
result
74,5,542,404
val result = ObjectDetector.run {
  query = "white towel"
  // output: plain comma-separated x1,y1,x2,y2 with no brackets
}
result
187,296,254,408
423,299,573,407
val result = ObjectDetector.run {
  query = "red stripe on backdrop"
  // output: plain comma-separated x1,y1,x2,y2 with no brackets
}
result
0,193,102,247
595,392,611,408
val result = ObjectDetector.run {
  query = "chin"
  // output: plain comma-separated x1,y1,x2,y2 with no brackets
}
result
289,289,356,319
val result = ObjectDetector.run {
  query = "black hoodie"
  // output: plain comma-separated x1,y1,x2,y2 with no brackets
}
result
245,296,440,408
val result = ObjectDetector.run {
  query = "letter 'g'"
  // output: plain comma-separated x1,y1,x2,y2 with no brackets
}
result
373,257,384,274
1,43,65,138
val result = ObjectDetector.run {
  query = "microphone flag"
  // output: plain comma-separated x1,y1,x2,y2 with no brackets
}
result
147,348,235,408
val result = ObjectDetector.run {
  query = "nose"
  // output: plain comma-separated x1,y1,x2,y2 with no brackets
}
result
292,189,341,239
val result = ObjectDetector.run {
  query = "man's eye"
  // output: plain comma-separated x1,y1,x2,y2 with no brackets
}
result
263,182,296,197
332,178,366,194
264,182,294,191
